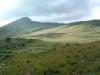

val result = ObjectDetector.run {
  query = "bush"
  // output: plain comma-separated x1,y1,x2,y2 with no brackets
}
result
66,43,70,46
26,60,30,64
5,37,11,43
42,68,60,75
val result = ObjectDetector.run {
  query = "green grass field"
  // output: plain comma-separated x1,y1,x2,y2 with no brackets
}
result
20,23,100,43
0,38,100,75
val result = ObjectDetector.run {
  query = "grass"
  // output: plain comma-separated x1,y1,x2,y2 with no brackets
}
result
21,23,100,43
0,38,100,75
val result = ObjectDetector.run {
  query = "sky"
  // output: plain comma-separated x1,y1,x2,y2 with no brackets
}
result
0,0,100,27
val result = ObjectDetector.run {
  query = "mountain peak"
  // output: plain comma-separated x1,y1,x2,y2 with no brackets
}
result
16,17,32,22
6,17,33,26
20,17,31,20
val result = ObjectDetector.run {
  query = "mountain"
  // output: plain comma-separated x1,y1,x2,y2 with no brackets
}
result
0,19,100,75
22,20,100,43
0,18,100,43
0,17,65,39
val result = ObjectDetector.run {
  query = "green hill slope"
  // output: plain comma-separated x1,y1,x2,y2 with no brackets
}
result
0,39,100,75
0,17,64,39
0,19,100,75
22,20,100,43
0,18,100,43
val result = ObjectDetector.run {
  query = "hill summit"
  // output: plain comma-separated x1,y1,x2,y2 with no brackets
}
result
0,17,64,39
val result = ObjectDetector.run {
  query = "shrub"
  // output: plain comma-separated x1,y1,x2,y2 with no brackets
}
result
66,43,70,46
5,37,11,43
26,60,30,64
42,68,60,75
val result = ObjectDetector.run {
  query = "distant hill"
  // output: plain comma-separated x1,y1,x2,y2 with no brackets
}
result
0,17,100,43
0,17,64,39
0,19,100,74
22,20,100,43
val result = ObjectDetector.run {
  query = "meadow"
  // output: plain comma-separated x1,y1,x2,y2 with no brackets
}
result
0,38,100,75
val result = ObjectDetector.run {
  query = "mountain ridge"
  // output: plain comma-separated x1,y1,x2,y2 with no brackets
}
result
0,17,100,43
0,17,65,39
21,19,100,43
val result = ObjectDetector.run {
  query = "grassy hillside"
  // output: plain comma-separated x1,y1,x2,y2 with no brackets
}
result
0,19,100,75
0,38,100,75
0,17,64,39
22,20,100,43
0,18,100,43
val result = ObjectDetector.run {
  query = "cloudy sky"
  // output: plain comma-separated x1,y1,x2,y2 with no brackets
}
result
0,0,100,26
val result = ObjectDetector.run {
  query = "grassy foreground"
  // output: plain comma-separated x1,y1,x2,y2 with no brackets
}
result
0,39,100,75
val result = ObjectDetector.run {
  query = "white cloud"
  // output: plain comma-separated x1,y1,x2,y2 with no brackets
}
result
50,0,67,7
0,18,18,27
30,13,67,22
30,10,86,23
0,0,100,26
0,0,16,16
91,7,100,19
93,0,100,3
